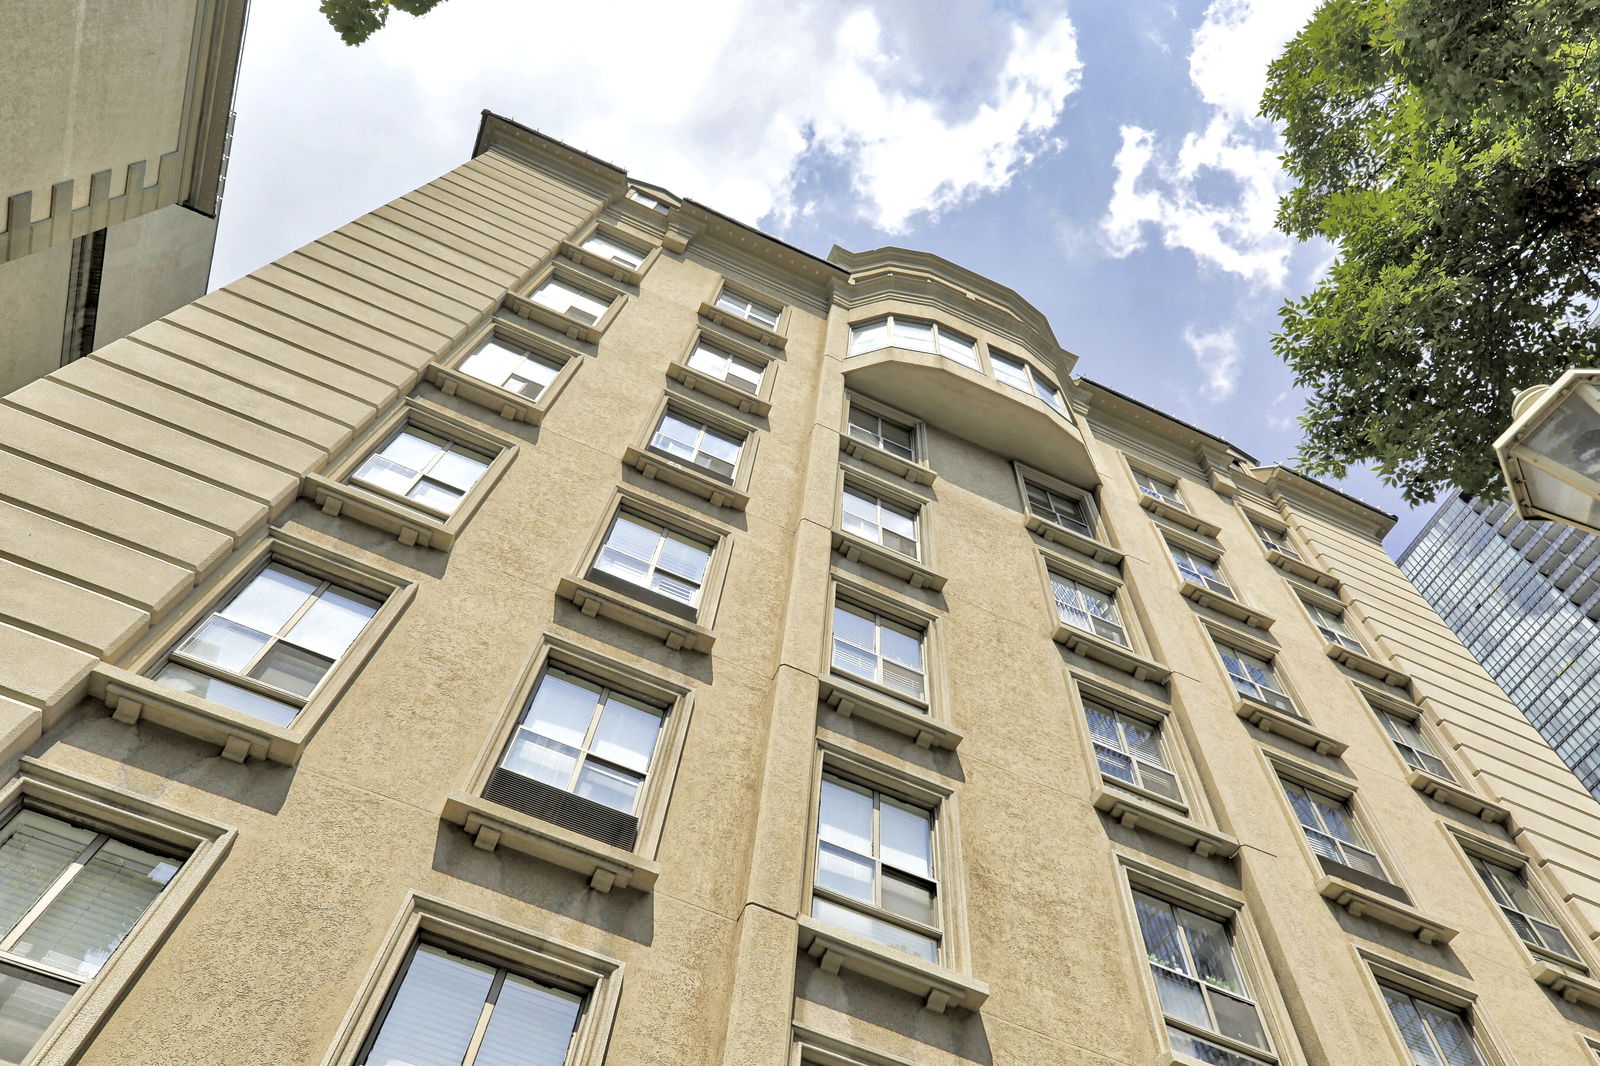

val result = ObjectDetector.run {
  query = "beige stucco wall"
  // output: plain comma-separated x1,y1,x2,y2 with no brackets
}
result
1,120,1599,1065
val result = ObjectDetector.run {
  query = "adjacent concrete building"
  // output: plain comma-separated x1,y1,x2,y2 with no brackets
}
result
6,112,1600,1065
1399,493,1600,798
0,0,249,396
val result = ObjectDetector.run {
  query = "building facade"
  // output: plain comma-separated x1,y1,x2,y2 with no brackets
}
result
1399,494,1600,798
0,0,249,396
5,112,1600,1065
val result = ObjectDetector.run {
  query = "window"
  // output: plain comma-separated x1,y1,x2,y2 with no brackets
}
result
714,288,780,330
579,232,644,271
1469,856,1578,959
1132,891,1272,1066
1215,644,1295,713
1169,543,1234,598
812,775,939,962
831,602,925,701
1134,470,1186,510
357,940,582,1066
842,484,919,559
1252,520,1300,560
349,426,492,518
1381,988,1483,1066
152,562,379,728
1282,780,1387,881
1303,600,1364,653
592,512,713,610
0,808,182,1062
1085,701,1181,804
989,349,1065,412
626,187,667,211
1025,480,1093,539
458,335,565,400
685,339,764,395
530,277,613,325
847,403,917,462
487,667,664,849
649,409,744,481
1377,710,1452,779
848,316,978,369
1051,572,1128,646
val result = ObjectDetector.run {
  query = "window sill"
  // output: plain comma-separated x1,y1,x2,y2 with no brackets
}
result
1052,624,1171,684
1266,549,1339,589
556,574,715,653
698,301,786,349
1316,874,1457,944
1178,580,1274,629
302,474,460,550
1532,960,1600,1006
1025,515,1123,566
89,663,301,765
441,790,659,893
1234,696,1348,757
621,446,749,510
1405,769,1509,824
425,363,554,424
1139,495,1221,538
665,360,772,417
796,915,987,1013
557,239,649,287
1325,643,1411,688
831,530,946,591
1093,783,1239,859
1161,1049,1274,1066
504,290,622,345
817,674,962,750
839,435,935,486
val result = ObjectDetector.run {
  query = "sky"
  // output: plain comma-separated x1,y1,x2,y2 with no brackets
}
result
212,0,1436,555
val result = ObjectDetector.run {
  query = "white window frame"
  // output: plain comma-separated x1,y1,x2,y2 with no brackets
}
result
1169,540,1236,599
847,315,979,370
426,314,583,425
987,348,1065,412
1133,468,1187,511
829,599,928,704
647,405,747,483
1378,985,1487,1066
1280,778,1389,882
1376,706,1453,780
1024,478,1095,540
1301,598,1364,653
1467,852,1581,963
1050,570,1129,647
1083,697,1184,808
714,286,781,330
591,509,716,611
347,423,495,520
1215,642,1296,714
1251,518,1301,561
846,400,919,463
840,481,921,561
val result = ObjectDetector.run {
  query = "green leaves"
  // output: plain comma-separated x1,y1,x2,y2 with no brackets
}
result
320,0,449,45
1267,0,1600,502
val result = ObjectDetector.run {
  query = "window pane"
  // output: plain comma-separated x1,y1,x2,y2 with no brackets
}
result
880,870,937,925
0,812,96,939
581,234,643,270
249,643,333,698
429,449,489,493
656,535,710,584
1385,990,1444,1066
1168,1026,1271,1066
1208,987,1267,1050
1153,968,1211,1030
574,762,643,814
878,625,923,672
1178,909,1243,993
818,779,873,856
364,943,496,1066
377,432,442,474
938,330,977,367
878,420,915,459
831,605,877,652
0,965,74,1065
1134,893,1186,972
352,454,419,496
849,320,889,355
879,802,932,878
589,698,661,773
285,588,377,660
220,565,318,635
1418,1001,1481,1066
524,672,598,748
810,897,936,962
895,319,936,353
471,972,582,1066
11,840,178,979
459,338,523,387
815,842,874,902
153,664,300,726
991,352,1030,390
407,480,466,514
178,616,270,673
502,734,580,789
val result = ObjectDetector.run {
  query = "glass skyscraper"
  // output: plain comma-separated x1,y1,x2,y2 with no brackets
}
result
1400,494,1600,797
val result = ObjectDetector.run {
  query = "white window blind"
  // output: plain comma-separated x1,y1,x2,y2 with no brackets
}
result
831,603,926,700
594,513,713,608
1051,573,1128,646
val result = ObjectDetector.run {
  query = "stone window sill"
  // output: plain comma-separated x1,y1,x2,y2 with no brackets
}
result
1139,495,1221,538
441,790,659,893
90,664,300,765
425,363,553,424
1266,549,1339,589
665,360,772,417
1093,783,1239,859
1532,960,1600,1007
818,674,962,750
621,446,749,510
556,574,715,653
1234,696,1348,757
1317,874,1457,944
1024,515,1123,566
1052,624,1171,684
557,239,651,287
698,301,786,349
797,916,987,1013
1179,580,1274,629
839,436,935,486
302,474,460,549
1406,769,1509,824
831,530,946,591
1325,643,1411,688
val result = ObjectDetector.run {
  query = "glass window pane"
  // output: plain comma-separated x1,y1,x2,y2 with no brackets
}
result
219,565,318,635
589,699,661,773
352,454,420,496
364,943,496,1066
1153,967,1211,1030
153,664,299,726
459,339,523,387
810,896,936,962
1167,1026,1271,1066
1178,909,1243,993
1418,1001,1481,1066
991,352,1030,390
938,330,977,367
850,320,890,355
686,343,727,377
407,480,466,514
285,588,377,660
471,972,582,1066
249,643,333,698
11,840,177,979
378,432,443,474
831,605,877,651
574,762,643,813
0,812,96,939
524,673,599,748
815,841,874,902
502,733,580,789
895,319,936,353
878,624,923,671
428,449,489,493
879,802,932,878
0,965,75,1065
581,234,642,270
881,870,937,925
1134,892,1187,972
177,616,270,673
1206,989,1269,1054
818,779,873,856
656,536,710,583
604,516,660,562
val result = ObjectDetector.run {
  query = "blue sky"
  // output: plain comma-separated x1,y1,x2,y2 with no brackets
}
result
213,0,1433,553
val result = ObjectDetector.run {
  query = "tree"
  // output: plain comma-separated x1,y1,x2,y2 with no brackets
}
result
1264,0,1600,504
320,0,449,45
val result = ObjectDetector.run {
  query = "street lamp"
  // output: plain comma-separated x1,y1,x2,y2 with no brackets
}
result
1494,368,1600,535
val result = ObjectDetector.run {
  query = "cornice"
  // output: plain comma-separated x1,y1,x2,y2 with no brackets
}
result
1254,465,1396,541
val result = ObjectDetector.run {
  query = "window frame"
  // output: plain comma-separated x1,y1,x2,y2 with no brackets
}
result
624,393,758,510
832,471,944,591
320,893,621,1066
1128,459,1224,537
1080,689,1186,812
702,279,789,348
1041,550,1171,684
840,392,934,485
665,328,777,416
92,532,415,765
0,759,234,1066
847,315,980,371
987,346,1067,413
559,220,659,286
441,636,694,893
1207,624,1348,757
1450,828,1587,969
1239,505,1340,589
425,312,584,425
1298,595,1365,654
303,397,519,551
1013,462,1121,565
1359,956,1499,1066
1370,695,1454,781
511,262,626,344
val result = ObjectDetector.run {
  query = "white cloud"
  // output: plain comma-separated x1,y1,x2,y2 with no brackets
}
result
215,0,1082,282
1099,0,1318,287
1184,326,1243,400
